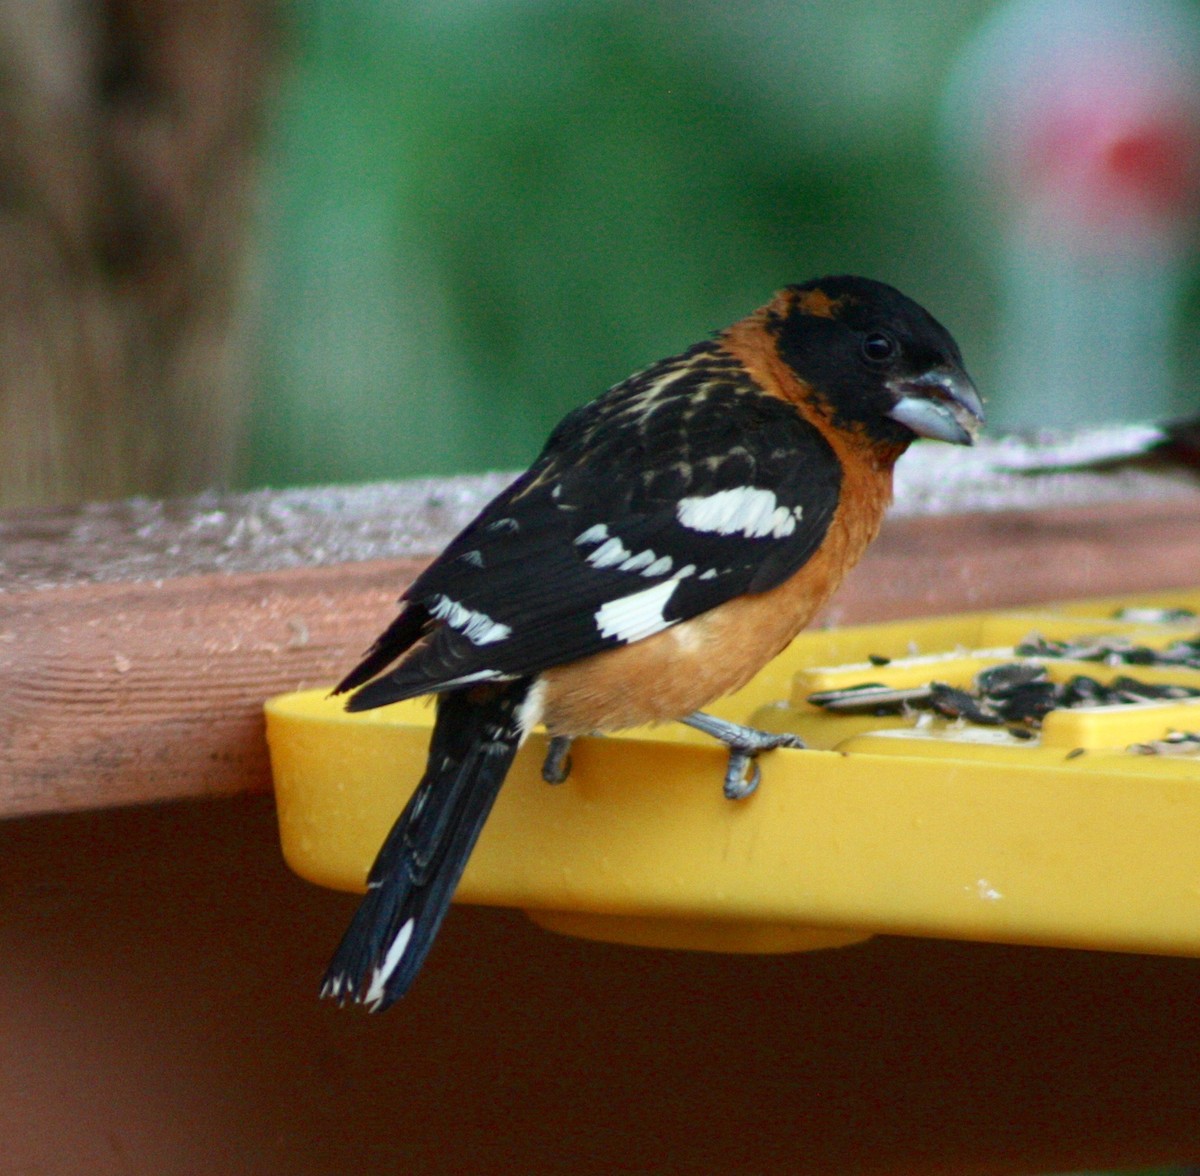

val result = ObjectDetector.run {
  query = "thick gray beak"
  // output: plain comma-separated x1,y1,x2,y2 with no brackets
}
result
887,367,984,446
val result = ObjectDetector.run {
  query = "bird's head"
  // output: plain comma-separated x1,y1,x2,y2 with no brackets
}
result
764,275,984,450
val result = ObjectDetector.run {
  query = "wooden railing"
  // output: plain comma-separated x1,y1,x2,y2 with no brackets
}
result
4,467,1199,819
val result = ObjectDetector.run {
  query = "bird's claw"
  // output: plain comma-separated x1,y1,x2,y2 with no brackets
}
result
723,751,760,800
541,736,574,784
721,732,805,800
679,712,805,801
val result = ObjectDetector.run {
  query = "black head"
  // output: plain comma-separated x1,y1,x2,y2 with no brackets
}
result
765,275,983,448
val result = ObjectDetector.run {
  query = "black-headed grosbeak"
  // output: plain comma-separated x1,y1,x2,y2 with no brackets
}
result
322,275,983,1010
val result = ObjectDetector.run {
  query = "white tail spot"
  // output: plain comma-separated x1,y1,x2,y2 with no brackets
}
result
365,917,416,1011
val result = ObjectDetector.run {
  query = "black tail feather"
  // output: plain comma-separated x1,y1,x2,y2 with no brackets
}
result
321,679,531,1011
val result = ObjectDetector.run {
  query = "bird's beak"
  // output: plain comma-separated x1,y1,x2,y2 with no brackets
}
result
887,367,984,446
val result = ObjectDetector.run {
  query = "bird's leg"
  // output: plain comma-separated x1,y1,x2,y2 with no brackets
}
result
679,712,805,800
541,735,575,784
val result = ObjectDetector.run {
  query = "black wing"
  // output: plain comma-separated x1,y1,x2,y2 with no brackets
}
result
343,341,843,709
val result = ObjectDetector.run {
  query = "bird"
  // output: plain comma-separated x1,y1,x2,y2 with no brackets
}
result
320,275,983,1011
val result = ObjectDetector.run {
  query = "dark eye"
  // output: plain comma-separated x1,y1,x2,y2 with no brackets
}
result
861,332,898,364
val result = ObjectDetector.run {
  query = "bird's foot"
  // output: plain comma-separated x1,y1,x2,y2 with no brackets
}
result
679,712,805,800
541,736,574,784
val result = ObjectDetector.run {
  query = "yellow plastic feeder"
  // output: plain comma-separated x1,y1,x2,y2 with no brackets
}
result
267,588,1200,958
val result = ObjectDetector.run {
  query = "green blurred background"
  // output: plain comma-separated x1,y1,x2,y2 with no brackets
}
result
247,0,1200,489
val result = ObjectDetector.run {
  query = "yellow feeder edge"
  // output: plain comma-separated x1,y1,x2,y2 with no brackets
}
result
267,588,1200,957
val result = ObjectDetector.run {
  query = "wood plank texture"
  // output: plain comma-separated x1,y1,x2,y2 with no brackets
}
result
3,473,1200,818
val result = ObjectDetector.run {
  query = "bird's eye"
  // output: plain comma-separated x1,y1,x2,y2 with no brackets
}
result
861,332,898,364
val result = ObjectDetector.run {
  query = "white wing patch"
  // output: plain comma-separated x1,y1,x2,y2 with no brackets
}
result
676,487,801,539
574,523,609,545
577,525,677,579
429,593,511,645
586,535,632,568
618,548,657,573
594,579,680,643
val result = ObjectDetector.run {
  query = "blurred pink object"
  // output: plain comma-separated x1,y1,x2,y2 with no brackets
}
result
944,0,1200,427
